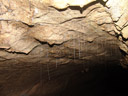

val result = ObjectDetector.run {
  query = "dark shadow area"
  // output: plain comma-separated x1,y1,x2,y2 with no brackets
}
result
97,0,107,6
60,61,128,96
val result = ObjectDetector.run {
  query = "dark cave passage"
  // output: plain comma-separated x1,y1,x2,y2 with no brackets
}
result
1,0,128,96
59,61,128,96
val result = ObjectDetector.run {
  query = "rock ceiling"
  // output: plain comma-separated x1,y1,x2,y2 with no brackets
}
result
0,0,128,96
0,0,128,54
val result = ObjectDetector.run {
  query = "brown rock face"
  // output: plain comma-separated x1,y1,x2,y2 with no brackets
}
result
0,0,128,96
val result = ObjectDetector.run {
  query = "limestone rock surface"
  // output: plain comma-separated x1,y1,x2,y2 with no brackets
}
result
0,0,127,96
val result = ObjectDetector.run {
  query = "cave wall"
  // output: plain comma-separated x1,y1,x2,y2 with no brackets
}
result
0,0,123,54
103,0,128,67
1,0,128,54
0,0,127,96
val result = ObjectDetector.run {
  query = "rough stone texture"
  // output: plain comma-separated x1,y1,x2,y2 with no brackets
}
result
0,0,96,25
30,0,96,9
104,0,128,55
0,0,32,24
105,0,128,22
0,21,40,53
0,0,127,96
121,26,128,39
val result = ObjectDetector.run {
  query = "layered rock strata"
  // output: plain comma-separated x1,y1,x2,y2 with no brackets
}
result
0,0,127,96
